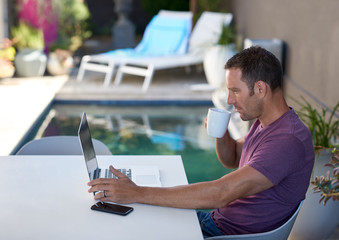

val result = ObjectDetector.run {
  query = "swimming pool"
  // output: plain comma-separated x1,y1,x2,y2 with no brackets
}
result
25,104,234,183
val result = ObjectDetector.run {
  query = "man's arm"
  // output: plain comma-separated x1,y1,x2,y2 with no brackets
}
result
88,165,274,209
216,131,244,169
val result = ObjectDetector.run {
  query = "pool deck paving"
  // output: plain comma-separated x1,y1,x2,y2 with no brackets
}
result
1,68,338,239
0,75,68,155
55,67,214,102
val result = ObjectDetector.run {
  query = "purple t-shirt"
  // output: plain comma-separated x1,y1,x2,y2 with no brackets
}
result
211,109,314,235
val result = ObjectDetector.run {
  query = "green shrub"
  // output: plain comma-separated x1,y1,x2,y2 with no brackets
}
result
11,21,44,50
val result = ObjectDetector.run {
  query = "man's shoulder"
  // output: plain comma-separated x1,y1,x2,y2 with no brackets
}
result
247,110,312,152
269,109,311,138
283,109,312,141
245,109,313,151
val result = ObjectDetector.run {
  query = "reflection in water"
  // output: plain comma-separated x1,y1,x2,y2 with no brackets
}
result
34,105,234,183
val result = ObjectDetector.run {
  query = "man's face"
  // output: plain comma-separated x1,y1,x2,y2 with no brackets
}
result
226,68,262,121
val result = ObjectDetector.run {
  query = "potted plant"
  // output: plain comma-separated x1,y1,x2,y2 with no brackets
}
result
203,21,237,89
311,148,339,205
0,38,16,79
11,21,47,77
47,37,74,76
289,97,339,240
46,0,91,75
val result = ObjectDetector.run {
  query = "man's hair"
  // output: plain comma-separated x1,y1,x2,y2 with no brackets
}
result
225,46,283,94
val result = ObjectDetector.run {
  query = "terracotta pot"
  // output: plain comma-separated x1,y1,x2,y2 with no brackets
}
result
47,50,73,76
0,59,15,79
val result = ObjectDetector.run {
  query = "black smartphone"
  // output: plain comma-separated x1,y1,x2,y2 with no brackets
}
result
91,202,133,216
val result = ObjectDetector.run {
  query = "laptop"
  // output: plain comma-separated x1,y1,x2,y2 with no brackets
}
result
78,112,161,187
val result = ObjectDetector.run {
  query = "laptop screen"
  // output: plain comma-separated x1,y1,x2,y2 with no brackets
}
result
78,112,99,180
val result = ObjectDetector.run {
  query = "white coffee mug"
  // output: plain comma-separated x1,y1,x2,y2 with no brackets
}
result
207,108,231,138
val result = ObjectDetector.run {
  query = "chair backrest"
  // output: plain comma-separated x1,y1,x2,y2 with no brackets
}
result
134,10,193,56
205,201,303,240
188,11,233,55
158,10,193,19
16,136,112,155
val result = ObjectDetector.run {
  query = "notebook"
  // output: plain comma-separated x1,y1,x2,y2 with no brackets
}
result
78,112,161,187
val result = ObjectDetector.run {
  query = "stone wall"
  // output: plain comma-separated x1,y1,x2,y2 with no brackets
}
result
223,0,339,108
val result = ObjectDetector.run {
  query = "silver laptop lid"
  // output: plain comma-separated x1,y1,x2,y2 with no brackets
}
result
78,112,99,180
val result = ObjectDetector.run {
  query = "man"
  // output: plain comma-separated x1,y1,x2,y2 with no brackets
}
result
88,46,314,237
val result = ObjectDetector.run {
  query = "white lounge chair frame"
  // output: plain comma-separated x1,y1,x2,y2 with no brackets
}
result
77,11,233,92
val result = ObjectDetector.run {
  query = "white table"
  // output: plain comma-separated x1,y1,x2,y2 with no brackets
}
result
0,155,203,240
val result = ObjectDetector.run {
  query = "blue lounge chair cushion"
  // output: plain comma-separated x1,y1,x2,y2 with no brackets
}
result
103,14,192,57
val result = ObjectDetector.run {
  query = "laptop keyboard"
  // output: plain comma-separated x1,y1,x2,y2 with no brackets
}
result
105,168,132,180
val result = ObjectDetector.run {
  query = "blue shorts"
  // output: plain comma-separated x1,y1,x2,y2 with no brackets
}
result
197,211,224,238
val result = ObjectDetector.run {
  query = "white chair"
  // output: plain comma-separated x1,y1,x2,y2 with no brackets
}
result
76,11,233,92
16,136,111,155
205,201,303,240
77,10,192,90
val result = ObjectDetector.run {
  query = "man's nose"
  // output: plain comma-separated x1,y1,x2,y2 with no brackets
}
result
227,92,235,105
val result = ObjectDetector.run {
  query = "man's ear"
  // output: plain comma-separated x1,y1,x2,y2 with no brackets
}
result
256,81,267,97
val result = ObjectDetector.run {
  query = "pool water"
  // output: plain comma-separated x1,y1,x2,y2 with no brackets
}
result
31,104,234,183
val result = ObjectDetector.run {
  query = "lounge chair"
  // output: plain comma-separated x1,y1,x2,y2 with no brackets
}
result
76,10,233,92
